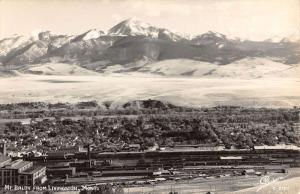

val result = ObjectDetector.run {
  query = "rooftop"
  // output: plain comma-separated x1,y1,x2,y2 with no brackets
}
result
128,144,141,148
47,167,75,171
21,166,46,175
220,156,243,160
0,155,10,162
48,162,70,168
5,160,32,170
0,156,11,165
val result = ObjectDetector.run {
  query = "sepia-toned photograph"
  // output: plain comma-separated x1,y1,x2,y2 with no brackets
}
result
0,0,300,193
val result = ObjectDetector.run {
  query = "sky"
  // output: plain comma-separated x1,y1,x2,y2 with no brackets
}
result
0,0,299,41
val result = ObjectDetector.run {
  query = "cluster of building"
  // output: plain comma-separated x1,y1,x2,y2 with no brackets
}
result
0,142,47,187
0,137,299,189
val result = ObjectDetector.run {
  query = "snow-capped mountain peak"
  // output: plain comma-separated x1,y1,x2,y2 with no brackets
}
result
191,31,229,46
29,30,66,42
70,29,104,42
108,18,188,42
80,29,103,40
30,29,45,41
202,31,227,39
108,18,159,37
0,18,299,71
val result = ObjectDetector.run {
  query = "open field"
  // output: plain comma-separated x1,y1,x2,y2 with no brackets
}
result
54,172,300,194
122,173,288,194
0,74,300,107
228,176,300,194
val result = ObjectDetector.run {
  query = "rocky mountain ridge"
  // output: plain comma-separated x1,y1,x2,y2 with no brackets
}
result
0,18,299,76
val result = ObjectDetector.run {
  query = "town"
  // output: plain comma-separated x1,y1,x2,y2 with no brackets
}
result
0,101,299,193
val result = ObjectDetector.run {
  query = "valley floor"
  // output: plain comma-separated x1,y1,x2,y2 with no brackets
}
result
0,74,299,107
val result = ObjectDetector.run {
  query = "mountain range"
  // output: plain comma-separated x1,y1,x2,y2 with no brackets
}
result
0,18,299,77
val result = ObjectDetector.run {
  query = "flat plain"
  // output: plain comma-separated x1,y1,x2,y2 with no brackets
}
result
0,73,299,107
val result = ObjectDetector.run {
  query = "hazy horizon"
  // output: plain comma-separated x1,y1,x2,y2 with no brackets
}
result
0,0,300,41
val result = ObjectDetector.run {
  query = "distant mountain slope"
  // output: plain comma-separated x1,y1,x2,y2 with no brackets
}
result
137,58,296,79
103,36,203,64
0,35,32,58
21,63,99,76
71,29,104,42
138,59,217,76
207,57,292,78
0,18,299,75
0,32,73,67
264,63,300,78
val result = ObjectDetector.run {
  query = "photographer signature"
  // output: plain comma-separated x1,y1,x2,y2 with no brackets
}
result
257,175,288,192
